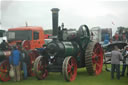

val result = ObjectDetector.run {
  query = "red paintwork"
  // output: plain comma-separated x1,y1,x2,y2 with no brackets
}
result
67,57,77,81
44,34,52,39
92,43,103,75
37,58,48,79
28,50,39,76
0,60,10,82
8,26,45,50
5,26,45,78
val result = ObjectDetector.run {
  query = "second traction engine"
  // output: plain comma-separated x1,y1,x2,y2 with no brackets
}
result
34,8,103,82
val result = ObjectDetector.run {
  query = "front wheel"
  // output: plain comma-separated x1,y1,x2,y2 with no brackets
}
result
62,56,77,82
0,60,10,82
34,56,48,80
28,50,39,76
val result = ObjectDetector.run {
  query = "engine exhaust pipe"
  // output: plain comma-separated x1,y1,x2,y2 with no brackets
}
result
51,8,60,38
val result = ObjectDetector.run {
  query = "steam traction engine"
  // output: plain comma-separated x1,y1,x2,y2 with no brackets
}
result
34,8,104,81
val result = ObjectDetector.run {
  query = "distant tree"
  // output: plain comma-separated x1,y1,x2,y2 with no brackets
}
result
44,29,52,34
117,26,125,34
115,26,128,41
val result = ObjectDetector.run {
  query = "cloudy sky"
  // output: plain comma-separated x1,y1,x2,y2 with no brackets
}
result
1,0,128,34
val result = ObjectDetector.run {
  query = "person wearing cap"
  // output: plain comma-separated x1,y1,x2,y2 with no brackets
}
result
121,46,128,76
111,45,123,80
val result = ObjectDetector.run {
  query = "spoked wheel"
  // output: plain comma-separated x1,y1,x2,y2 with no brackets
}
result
62,56,77,82
0,60,10,82
28,50,39,76
34,56,48,80
85,42,103,75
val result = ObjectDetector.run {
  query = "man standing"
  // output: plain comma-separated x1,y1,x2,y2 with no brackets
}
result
20,47,28,79
111,45,123,80
0,40,9,51
125,30,128,42
9,46,21,81
121,46,128,76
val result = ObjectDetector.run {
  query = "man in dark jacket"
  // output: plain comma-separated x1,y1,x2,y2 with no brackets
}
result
0,40,9,51
20,47,28,79
111,45,123,80
121,46,128,76
126,31,128,42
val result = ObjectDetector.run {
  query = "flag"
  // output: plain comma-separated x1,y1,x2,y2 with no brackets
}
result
112,21,115,25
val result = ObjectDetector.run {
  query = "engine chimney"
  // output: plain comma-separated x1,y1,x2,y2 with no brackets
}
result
51,8,60,37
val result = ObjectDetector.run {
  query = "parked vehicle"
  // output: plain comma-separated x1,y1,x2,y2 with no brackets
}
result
34,8,104,82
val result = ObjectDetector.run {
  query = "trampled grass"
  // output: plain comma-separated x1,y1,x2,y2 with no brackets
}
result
0,66,127,85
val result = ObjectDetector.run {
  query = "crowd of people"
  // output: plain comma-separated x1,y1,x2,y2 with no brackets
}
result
9,45,28,81
113,31,128,42
0,40,28,82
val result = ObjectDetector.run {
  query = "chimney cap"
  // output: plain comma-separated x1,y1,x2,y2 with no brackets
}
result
51,8,60,13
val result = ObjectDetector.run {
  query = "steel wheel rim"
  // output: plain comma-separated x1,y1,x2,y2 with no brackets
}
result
92,43,103,75
34,56,48,80
28,50,39,76
37,58,48,79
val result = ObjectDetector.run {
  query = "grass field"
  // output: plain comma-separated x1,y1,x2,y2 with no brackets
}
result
0,66,127,85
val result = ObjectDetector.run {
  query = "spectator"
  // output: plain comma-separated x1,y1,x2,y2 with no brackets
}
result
121,46,128,76
103,34,109,45
115,33,119,41
122,33,126,42
20,47,28,79
0,40,9,51
126,30,128,42
111,45,123,80
36,44,47,55
9,46,21,81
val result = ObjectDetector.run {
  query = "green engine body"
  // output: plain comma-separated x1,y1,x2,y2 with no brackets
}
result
46,25,91,68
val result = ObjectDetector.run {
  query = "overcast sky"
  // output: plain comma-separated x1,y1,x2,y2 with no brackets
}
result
1,0,128,34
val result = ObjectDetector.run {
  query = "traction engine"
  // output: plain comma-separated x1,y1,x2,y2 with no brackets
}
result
34,8,104,82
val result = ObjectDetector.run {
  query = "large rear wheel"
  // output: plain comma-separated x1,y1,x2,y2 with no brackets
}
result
85,42,103,75
62,56,77,82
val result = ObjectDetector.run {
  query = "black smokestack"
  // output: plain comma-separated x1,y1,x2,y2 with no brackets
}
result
51,8,60,37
